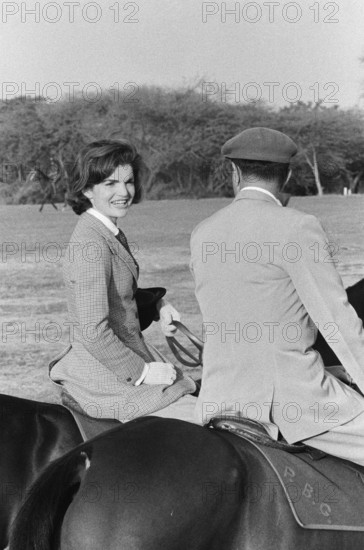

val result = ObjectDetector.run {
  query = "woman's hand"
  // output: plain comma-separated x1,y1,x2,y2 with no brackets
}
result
143,362,177,385
157,300,181,337
325,365,353,385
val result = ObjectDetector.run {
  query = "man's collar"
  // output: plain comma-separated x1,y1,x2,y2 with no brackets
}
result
237,186,283,207
87,208,119,235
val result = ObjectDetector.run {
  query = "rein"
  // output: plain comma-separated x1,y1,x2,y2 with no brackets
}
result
166,321,203,367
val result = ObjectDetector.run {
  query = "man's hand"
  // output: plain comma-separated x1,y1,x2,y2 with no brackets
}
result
158,300,181,337
143,362,177,385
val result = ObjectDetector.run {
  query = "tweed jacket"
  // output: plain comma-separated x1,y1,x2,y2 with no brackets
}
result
190,189,364,443
50,212,195,421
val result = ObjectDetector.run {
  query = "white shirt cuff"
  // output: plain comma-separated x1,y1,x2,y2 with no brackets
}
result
134,363,149,386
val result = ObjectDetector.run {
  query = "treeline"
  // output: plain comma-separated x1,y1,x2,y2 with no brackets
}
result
1,85,364,204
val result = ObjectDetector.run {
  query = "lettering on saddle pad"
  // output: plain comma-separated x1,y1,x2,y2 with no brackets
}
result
245,441,364,530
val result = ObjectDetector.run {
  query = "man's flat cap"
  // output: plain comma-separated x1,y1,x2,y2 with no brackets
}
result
221,127,297,163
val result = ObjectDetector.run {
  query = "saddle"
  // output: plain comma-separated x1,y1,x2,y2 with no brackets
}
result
208,416,309,454
61,390,121,441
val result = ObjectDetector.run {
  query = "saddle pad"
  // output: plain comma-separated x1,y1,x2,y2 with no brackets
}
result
231,435,364,530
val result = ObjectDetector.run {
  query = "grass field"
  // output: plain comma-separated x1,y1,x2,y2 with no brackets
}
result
1,195,364,403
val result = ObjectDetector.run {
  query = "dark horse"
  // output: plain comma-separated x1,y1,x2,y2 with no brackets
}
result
0,394,82,549
314,277,364,366
4,278,364,549
8,417,364,550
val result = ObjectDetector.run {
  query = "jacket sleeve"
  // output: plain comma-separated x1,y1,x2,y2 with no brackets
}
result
285,214,364,393
69,239,145,385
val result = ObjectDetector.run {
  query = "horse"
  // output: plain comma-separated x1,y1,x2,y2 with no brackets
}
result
4,277,364,549
0,394,82,549
25,154,69,212
8,417,364,550
25,168,59,212
313,277,364,366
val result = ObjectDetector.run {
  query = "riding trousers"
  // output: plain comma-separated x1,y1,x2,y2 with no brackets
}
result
302,407,364,467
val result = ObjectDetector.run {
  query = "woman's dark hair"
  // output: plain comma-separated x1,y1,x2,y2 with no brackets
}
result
68,139,144,215
231,158,290,187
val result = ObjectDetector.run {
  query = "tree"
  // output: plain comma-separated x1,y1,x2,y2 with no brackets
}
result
1,88,364,204
276,102,364,195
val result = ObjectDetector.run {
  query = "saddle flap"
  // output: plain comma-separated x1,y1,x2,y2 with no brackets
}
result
61,389,121,441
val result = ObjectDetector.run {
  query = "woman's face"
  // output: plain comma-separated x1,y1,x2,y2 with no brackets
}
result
84,164,135,222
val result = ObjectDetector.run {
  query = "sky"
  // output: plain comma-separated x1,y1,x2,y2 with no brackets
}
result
1,0,364,109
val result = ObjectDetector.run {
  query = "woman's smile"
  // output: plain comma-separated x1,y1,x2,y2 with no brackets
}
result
110,198,130,209
84,164,135,221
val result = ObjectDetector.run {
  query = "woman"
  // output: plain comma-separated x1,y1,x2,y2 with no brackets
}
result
50,140,197,422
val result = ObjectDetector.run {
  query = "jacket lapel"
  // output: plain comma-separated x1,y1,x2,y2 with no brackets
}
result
81,213,139,281
107,236,139,281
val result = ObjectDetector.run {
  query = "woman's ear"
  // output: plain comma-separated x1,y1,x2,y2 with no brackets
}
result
83,189,93,200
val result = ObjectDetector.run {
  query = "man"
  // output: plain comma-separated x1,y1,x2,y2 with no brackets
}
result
190,127,364,465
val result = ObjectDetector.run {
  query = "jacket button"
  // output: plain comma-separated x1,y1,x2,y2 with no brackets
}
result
126,377,132,382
